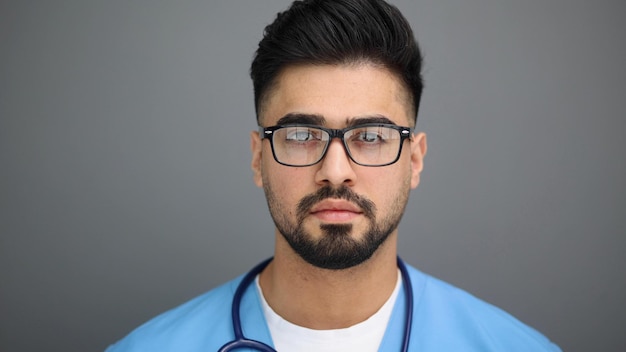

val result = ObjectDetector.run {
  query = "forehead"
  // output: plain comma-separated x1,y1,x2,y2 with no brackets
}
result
259,64,413,127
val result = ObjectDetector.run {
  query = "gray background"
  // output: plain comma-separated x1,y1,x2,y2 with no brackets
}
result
1,0,624,351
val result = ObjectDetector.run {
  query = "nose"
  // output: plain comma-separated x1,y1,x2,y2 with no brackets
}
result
314,138,357,186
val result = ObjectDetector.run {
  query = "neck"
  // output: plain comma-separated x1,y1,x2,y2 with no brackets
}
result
259,231,399,330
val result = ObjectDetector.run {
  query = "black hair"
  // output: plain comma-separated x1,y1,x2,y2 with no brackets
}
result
250,0,423,124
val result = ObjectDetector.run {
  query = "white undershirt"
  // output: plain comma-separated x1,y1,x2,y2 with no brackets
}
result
255,270,401,352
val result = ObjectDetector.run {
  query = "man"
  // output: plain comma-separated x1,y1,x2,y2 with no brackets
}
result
107,0,561,350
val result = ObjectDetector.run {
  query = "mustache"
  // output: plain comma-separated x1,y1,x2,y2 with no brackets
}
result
296,186,376,221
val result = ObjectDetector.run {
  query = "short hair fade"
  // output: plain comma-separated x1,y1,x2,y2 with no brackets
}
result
250,0,424,124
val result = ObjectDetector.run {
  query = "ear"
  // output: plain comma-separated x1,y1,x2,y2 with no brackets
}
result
250,130,264,188
409,132,427,189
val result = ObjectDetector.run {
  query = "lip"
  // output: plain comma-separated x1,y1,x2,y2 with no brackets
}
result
309,200,362,222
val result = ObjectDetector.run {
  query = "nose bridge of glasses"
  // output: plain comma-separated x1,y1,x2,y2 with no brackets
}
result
325,127,346,140
320,128,355,166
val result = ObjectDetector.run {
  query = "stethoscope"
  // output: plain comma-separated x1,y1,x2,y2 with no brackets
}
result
218,257,413,352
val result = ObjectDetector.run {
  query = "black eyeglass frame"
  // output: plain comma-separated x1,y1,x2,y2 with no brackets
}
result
259,123,414,167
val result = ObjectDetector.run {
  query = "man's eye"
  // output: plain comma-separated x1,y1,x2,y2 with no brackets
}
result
285,129,317,141
356,131,383,143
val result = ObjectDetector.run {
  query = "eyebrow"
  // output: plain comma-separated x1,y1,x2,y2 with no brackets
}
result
275,113,397,127
276,113,325,126
346,115,396,127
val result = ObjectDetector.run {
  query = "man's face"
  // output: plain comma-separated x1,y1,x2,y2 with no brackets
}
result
251,64,427,270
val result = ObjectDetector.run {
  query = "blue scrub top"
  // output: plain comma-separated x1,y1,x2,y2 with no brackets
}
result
106,263,561,351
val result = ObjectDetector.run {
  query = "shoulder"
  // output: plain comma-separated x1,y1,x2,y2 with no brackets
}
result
105,275,243,352
405,265,561,351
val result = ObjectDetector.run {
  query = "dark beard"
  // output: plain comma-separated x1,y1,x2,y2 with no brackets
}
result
265,185,405,270
285,222,391,270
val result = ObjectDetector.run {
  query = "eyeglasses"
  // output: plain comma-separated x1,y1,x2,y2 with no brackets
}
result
259,123,413,167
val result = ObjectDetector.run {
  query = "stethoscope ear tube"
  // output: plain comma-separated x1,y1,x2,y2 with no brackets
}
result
218,258,275,352
397,257,413,352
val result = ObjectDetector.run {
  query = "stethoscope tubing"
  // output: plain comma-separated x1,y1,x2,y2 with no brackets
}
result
219,258,275,352
218,257,412,352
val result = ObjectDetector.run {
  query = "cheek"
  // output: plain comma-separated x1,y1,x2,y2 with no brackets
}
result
359,166,411,208
262,163,312,206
